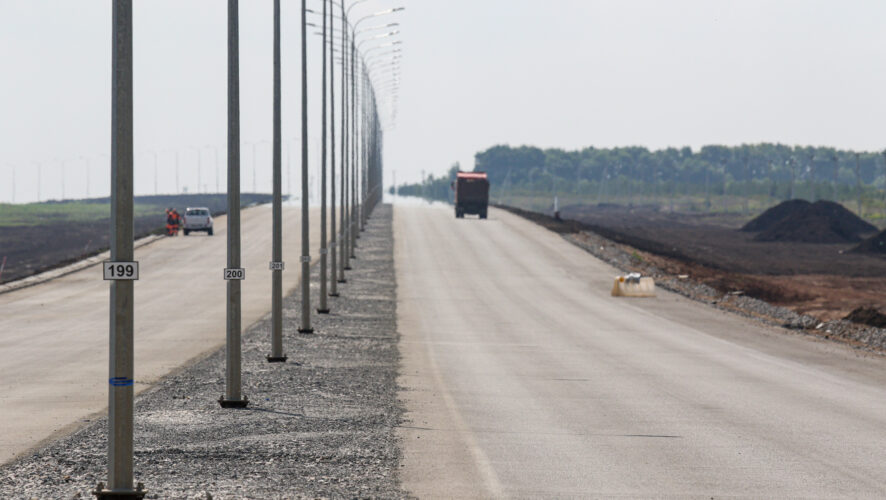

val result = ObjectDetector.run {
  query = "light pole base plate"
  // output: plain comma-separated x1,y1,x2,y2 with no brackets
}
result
317,308,330,314
328,292,340,297
93,482,146,499
344,266,352,271
298,328,314,334
266,355,288,363
218,396,249,408
337,279,347,283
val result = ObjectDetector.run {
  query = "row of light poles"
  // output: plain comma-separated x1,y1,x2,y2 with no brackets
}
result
96,0,399,497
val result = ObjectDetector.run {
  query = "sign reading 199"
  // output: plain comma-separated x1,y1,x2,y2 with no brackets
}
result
103,261,139,280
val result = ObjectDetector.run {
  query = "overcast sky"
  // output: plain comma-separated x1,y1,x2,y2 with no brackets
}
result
2,0,885,203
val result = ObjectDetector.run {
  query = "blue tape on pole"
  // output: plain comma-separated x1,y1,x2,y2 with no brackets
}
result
109,377,134,387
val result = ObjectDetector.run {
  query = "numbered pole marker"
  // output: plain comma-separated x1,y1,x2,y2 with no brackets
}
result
269,261,285,271
300,255,311,263
224,268,246,280
103,261,139,280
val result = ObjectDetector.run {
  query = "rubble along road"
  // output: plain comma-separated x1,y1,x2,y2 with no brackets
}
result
0,205,405,499
395,204,886,498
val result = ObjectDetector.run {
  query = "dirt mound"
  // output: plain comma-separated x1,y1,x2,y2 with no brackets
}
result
844,307,886,328
742,199,810,232
852,229,886,255
751,200,877,243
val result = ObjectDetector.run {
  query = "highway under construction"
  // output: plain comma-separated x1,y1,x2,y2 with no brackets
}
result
4,1,886,499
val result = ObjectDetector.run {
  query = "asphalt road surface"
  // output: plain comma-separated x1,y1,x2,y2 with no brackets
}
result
0,205,323,465
395,204,886,498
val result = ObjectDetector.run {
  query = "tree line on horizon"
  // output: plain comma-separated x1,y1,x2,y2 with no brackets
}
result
393,143,886,216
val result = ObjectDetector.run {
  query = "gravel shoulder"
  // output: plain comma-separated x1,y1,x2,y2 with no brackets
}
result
498,204,886,354
0,204,406,499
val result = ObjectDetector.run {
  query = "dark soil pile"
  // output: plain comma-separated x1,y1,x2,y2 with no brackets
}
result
852,229,886,255
749,200,876,243
741,199,811,232
844,306,886,328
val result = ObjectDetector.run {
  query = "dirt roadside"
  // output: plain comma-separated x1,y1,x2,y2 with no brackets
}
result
497,204,886,353
0,194,274,284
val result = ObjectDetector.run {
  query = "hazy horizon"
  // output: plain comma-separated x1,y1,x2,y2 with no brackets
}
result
3,0,886,203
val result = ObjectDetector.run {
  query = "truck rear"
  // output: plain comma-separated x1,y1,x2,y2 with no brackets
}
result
452,171,490,219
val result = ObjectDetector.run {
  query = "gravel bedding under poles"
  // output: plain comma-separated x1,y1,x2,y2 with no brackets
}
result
0,204,407,499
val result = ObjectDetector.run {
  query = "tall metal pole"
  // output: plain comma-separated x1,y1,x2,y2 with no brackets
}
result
339,9,349,282
220,0,247,408
298,0,313,334
349,45,357,260
328,0,339,298
94,1,145,497
317,0,330,313
267,0,287,362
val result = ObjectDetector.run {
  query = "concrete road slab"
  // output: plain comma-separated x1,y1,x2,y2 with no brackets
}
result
395,203,886,498
0,205,328,465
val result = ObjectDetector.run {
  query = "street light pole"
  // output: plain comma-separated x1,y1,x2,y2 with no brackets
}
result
317,0,330,313
338,3,349,282
220,0,248,408
349,42,358,260
328,0,339,298
298,0,314,334
267,0,287,362
93,1,145,497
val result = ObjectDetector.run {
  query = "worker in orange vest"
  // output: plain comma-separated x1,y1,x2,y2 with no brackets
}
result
171,208,181,236
166,208,176,236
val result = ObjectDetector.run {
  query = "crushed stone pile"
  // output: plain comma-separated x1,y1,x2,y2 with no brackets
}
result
742,200,876,243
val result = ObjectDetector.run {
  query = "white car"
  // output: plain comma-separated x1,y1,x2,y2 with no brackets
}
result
183,207,213,236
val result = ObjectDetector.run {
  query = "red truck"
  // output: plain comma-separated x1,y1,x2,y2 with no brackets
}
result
452,171,490,219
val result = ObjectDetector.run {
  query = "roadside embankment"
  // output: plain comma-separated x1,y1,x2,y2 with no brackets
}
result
496,204,886,354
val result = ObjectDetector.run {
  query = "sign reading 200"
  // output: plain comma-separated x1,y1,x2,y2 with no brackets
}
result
224,268,245,280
